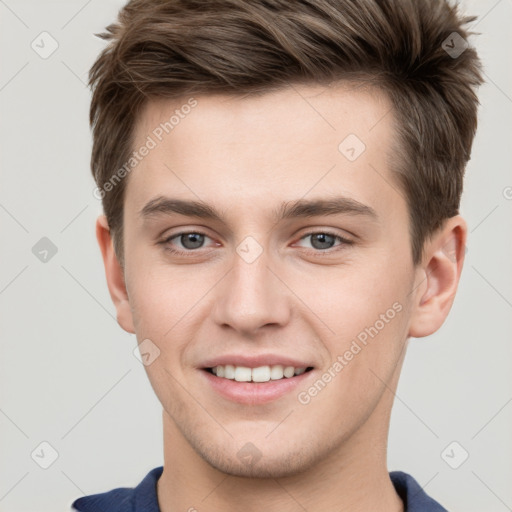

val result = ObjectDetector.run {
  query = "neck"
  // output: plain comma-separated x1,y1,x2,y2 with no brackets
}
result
157,399,404,512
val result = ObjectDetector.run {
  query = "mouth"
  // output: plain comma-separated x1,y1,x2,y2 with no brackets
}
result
203,365,315,382
200,364,315,405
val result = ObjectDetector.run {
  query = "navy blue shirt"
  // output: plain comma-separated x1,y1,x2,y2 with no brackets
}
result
71,466,448,511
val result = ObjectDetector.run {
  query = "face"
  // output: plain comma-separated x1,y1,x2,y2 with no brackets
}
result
110,84,424,477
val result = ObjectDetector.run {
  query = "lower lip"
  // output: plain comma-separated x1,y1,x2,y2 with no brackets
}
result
200,369,314,405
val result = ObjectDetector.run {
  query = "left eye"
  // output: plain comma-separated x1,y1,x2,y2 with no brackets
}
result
296,232,352,251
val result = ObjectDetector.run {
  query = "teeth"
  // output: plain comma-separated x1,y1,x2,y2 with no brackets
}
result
210,364,309,382
270,365,284,380
252,366,271,382
224,364,235,379
234,366,252,382
283,366,295,378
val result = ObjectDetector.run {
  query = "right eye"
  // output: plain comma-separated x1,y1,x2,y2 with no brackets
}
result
161,231,216,255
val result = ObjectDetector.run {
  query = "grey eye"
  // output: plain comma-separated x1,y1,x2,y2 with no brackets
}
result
178,233,205,250
307,233,337,250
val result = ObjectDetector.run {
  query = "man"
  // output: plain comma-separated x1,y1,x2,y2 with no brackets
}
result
72,0,483,510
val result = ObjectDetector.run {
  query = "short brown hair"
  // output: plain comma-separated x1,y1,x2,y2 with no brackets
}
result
89,0,483,265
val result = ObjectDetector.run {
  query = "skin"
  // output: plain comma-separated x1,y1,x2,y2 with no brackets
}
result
96,83,467,512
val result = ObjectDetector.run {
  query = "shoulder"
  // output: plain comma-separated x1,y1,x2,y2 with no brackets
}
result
71,466,163,512
390,471,448,512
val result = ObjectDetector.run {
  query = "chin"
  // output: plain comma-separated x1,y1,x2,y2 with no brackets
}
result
192,437,323,479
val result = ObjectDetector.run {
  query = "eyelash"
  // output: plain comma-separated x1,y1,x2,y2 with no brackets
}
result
159,230,354,256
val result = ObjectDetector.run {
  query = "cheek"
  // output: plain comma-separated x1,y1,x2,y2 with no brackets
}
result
295,256,409,334
126,265,216,378
292,256,411,392
127,262,198,335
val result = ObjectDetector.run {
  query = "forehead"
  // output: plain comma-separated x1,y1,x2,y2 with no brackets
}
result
127,83,401,221
136,82,393,151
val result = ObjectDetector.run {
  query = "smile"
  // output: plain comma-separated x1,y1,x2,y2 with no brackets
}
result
206,364,314,382
201,364,315,405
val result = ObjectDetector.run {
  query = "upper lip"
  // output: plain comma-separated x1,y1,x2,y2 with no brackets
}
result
200,354,314,369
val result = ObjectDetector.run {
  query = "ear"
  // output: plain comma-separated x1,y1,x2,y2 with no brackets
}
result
96,215,135,334
408,215,467,338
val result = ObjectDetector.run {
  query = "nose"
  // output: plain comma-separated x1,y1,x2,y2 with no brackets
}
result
211,248,291,336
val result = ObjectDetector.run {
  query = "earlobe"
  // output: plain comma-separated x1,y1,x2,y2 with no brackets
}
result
96,215,135,334
408,215,467,339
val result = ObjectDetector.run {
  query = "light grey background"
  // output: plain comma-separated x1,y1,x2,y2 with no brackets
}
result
0,0,511,511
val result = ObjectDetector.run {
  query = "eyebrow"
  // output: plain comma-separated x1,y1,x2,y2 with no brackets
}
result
139,195,378,223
